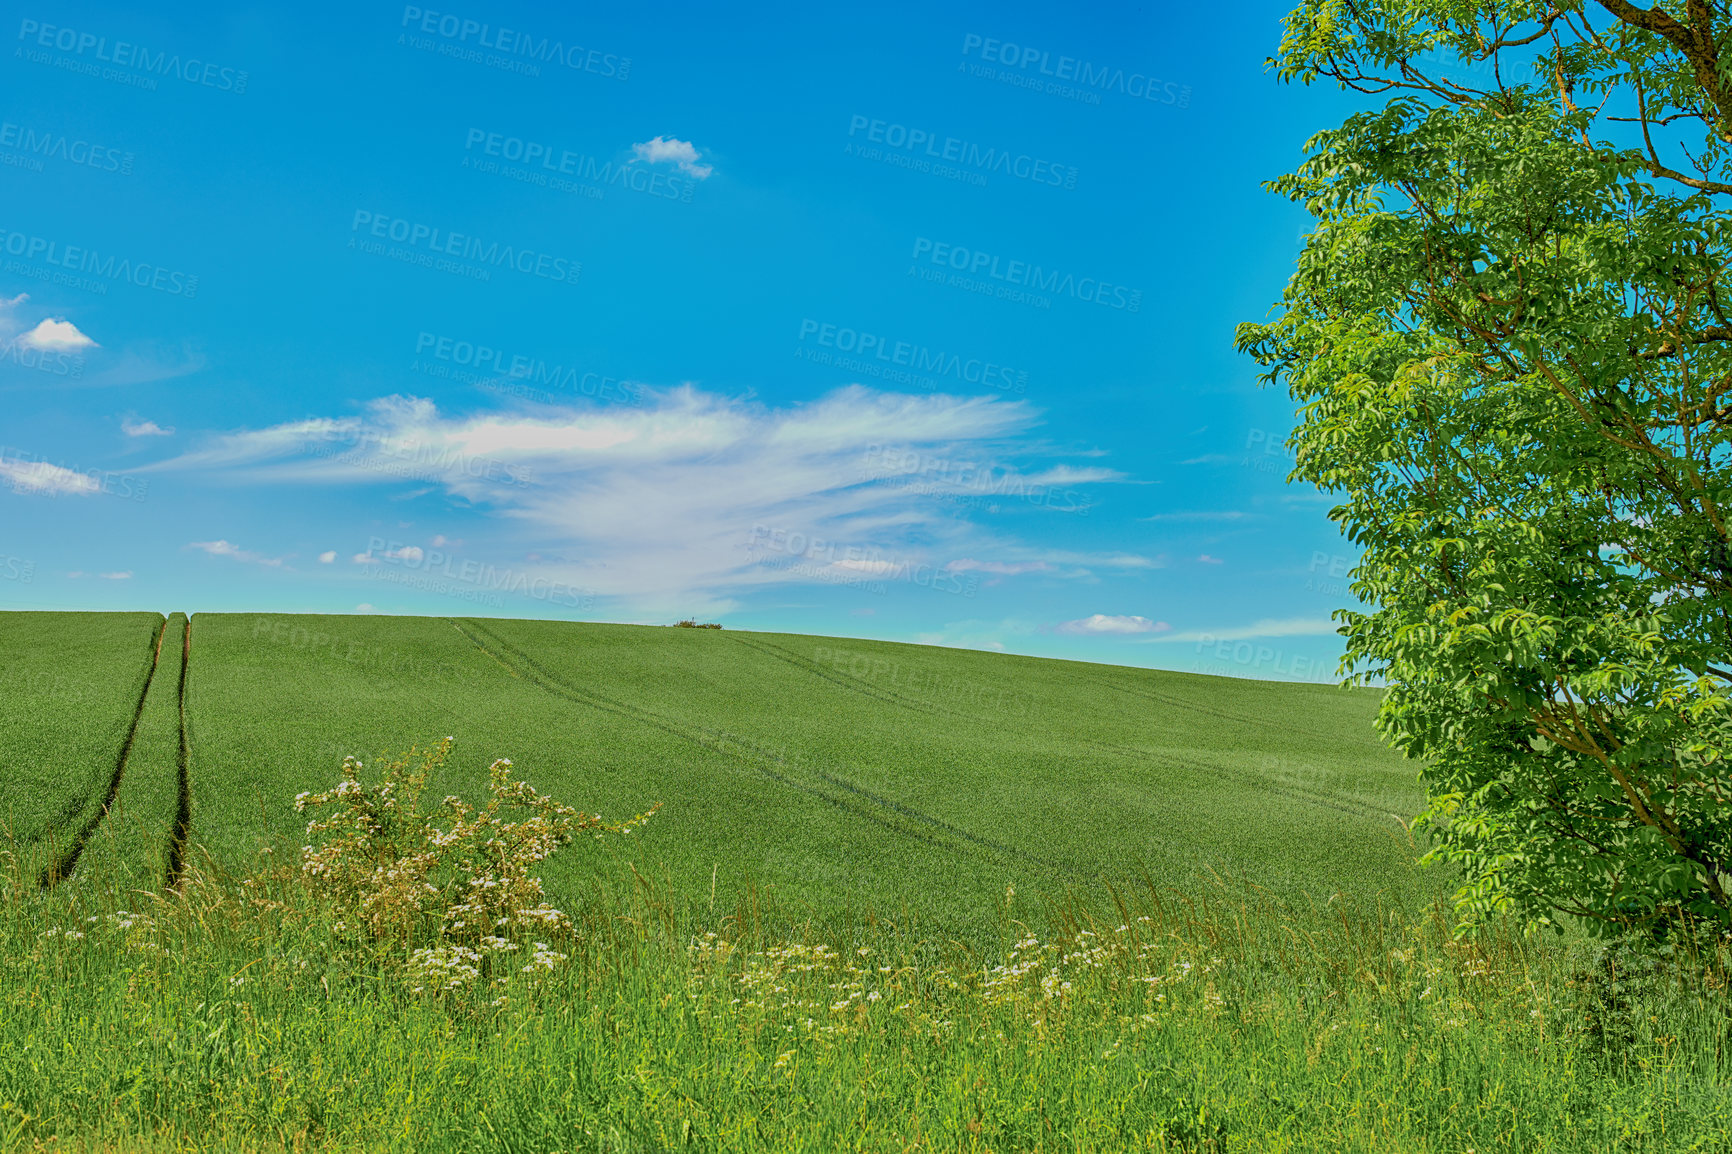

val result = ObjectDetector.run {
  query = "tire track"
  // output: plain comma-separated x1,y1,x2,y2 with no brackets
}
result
165,617,192,890
1079,673,1342,744
450,619,1088,882
1081,737,1392,825
448,619,964,858
39,615,168,888
723,634,953,718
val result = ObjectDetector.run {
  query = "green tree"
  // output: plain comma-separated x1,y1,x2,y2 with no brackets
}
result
1236,0,1732,941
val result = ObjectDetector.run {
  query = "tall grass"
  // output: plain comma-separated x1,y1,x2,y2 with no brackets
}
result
4,835,1730,1152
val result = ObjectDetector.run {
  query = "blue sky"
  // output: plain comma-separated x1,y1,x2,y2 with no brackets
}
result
0,0,1408,685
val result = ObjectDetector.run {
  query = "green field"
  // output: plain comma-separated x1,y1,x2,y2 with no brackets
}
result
2,610,1437,938
0,611,165,876
162,612,1435,942
5,611,1728,1152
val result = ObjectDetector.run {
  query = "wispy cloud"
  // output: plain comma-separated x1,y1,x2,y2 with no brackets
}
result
631,135,713,179
187,539,285,567
1141,510,1251,522
122,418,175,437
1056,614,1170,635
945,559,1053,576
0,457,100,496
1017,465,1129,486
360,545,423,564
148,385,1127,614
1143,617,1342,644
99,570,133,580
77,342,206,390
145,417,362,472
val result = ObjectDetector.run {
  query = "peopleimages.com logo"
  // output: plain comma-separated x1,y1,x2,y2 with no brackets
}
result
0,228,198,296
845,115,1077,189
796,319,1027,394
911,237,1141,311
359,538,596,609
349,211,580,285
463,129,695,202
412,331,644,405
398,7,629,79
746,525,979,597
16,18,249,92
0,121,132,174
0,336,83,378
960,33,1189,107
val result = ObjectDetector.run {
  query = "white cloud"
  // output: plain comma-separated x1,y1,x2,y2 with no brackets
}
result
99,571,132,580
20,318,97,351
1197,554,1223,564
80,342,206,389
1056,614,1170,635
1141,511,1251,522
141,417,362,472
187,540,285,567
911,617,1043,651
831,558,901,575
1143,617,1342,644
122,418,175,437
149,384,1142,615
0,457,100,497
943,551,1163,581
945,559,1054,576
354,603,375,613
1014,465,1130,486
632,135,713,179
318,551,337,564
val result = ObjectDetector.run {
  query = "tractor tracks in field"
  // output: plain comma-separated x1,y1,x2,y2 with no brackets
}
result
165,618,193,889
722,634,955,719
40,615,193,891
1075,676,1406,828
1080,737,1393,827
1078,673,1342,746
447,618,1089,883
38,616,168,887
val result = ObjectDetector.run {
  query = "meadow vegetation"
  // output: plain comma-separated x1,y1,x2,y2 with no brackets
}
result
0,740,1726,1151
7,612,1729,1149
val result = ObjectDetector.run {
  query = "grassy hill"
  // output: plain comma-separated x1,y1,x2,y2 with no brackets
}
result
11,612,1728,1153
0,611,164,869
4,610,1442,942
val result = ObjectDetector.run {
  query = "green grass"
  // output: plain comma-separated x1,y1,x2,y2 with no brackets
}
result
0,849,1726,1153
75,614,189,899
174,612,1440,948
1,609,1725,1151
0,611,163,865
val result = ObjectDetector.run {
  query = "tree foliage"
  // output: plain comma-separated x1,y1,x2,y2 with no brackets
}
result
1237,0,1732,940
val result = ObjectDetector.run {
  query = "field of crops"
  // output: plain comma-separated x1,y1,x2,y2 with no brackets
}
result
15,610,1727,1154
5,611,1438,942
0,611,166,877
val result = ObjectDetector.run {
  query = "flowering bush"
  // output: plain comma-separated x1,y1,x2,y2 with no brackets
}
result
293,737,659,994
